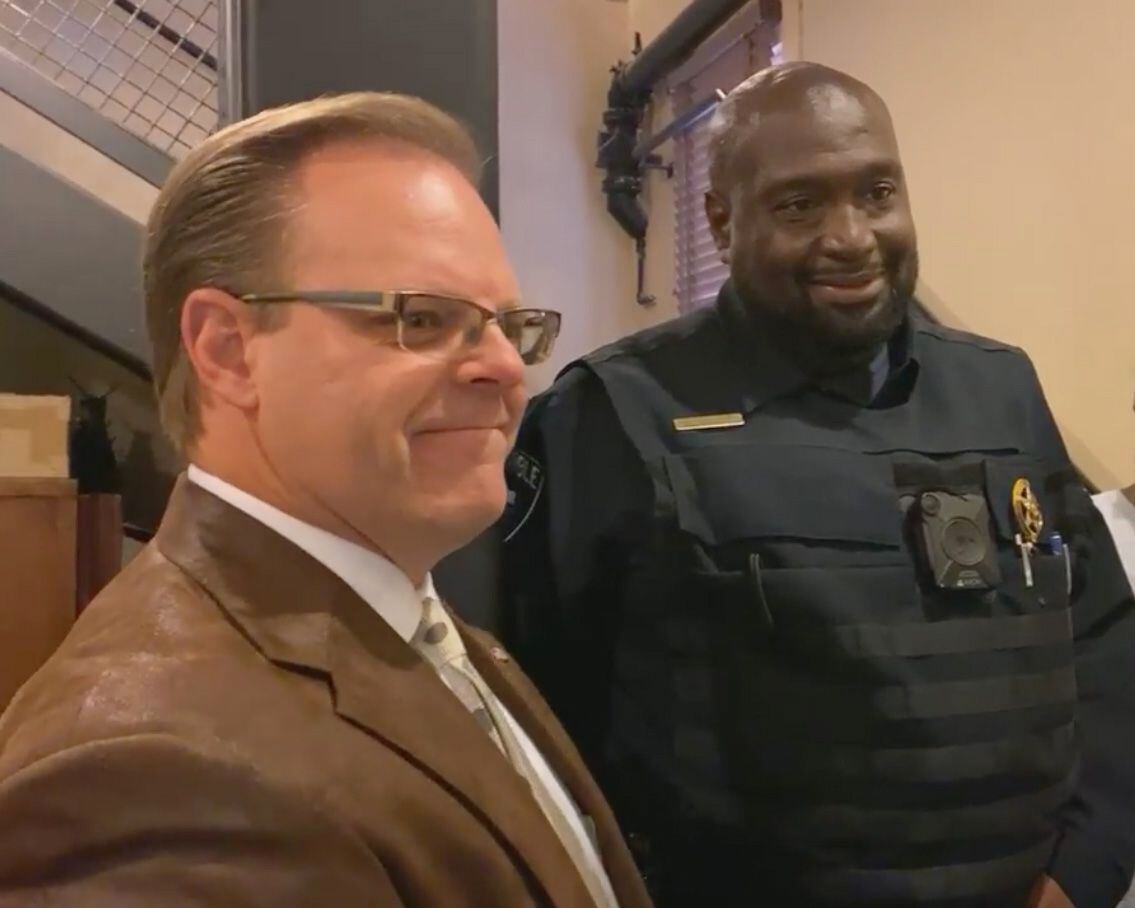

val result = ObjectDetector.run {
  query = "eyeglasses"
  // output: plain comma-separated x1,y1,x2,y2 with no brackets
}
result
239,290,562,365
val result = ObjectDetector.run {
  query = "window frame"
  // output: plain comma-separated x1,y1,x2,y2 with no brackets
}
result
667,13,781,313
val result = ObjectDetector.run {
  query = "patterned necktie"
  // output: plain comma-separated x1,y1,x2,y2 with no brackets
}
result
413,597,509,751
412,597,618,908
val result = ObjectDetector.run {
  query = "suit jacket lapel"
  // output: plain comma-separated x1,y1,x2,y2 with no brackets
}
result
324,595,597,908
155,478,597,908
461,620,653,908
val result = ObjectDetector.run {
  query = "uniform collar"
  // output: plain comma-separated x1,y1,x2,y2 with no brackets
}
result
715,280,919,411
186,465,430,642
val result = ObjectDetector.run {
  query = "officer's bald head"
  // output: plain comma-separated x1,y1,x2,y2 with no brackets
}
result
708,63,896,195
702,63,917,364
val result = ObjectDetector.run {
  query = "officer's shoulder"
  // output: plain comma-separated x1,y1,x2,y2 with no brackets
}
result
528,312,709,421
544,308,719,406
585,307,716,367
913,317,1031,367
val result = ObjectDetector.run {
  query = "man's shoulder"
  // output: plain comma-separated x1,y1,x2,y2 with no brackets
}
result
541,307,720,404
0,545,283,778
585,306,718,366
913,318,1030,362
912,317,1041,388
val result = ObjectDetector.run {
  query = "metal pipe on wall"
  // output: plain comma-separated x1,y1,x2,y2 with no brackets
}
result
598,0,766,304
615,0,751,98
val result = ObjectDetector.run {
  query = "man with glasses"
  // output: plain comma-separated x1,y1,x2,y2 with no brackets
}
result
0,93,650,908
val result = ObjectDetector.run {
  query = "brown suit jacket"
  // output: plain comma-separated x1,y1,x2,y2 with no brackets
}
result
0,479,652,908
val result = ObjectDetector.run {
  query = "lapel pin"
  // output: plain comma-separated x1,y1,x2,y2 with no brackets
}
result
490,645,510,663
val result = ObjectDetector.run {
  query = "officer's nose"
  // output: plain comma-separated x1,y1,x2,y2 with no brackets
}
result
817,203,877,262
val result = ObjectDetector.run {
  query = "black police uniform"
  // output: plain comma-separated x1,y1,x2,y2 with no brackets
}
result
501,282,1135,907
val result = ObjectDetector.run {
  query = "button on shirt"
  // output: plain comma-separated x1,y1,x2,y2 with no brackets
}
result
186,466,615,903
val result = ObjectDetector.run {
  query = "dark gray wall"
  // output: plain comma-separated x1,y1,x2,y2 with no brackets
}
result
0,145,150,368
238,0,499,214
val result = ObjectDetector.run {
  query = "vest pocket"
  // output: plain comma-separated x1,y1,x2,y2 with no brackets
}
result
653,443,1077,901
667,443,911,632
983,456,1072,614
665,443,904,551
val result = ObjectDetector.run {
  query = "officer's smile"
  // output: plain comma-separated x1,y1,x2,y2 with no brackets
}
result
805,270,887,307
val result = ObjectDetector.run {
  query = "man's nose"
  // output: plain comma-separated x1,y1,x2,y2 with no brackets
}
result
459,321,526,387
818,203,877,261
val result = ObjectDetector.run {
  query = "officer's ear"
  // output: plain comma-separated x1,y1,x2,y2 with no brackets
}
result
705,189,731,264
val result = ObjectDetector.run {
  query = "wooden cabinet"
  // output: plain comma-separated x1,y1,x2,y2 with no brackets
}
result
0,478,77,710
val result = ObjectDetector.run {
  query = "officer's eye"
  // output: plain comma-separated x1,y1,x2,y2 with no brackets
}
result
868,182,896,204
775,196,817,216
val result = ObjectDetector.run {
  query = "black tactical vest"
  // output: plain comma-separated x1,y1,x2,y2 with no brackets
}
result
572,313,1078,906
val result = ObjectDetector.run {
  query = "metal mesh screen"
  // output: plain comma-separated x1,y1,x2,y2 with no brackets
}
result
0,0,218,160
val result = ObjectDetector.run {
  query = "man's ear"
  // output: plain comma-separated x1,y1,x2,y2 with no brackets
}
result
180,288,260,412
704,189,732,264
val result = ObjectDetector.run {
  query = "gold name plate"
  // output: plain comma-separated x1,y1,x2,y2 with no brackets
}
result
672,412,745,432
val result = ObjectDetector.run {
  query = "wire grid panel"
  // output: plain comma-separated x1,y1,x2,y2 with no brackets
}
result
0,0,219,160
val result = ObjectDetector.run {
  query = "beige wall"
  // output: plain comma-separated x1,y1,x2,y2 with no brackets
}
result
782,0,1134,489
629,0,687,46
498,0,666,391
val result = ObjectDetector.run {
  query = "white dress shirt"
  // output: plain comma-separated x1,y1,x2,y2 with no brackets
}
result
187,466,616,901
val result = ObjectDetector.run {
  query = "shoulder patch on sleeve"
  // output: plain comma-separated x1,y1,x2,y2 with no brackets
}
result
501,448,544,542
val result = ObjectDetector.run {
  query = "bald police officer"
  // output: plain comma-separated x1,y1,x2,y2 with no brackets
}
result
502,63,1135,907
